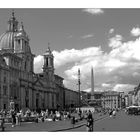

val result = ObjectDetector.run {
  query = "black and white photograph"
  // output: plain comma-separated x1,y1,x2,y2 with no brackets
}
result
0,1,140,135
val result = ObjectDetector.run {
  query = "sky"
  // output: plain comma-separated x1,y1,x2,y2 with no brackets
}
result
1,8,140,93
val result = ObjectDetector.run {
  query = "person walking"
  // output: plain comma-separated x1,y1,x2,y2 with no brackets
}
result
112,109,116,118
109,110,113,117
86,110,94,132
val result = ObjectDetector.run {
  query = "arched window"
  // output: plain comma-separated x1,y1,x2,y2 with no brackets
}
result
46,58,48,66
25,88,29,108
18,39,20,45
3,85,7,95
3,77,6,83
25,61,26,70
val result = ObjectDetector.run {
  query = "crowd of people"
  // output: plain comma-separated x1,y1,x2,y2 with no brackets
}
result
0,107,95,131
0,107,118,132
0,108,77,127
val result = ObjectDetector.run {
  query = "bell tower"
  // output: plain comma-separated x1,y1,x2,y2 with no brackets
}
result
43,43,54,79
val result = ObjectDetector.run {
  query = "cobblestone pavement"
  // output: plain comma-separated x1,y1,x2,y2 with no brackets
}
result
2,112,108,132
65,110,140,131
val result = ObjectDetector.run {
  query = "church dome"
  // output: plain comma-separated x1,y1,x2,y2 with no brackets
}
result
0,12,18,51
0,31,17,50
0,12,31,54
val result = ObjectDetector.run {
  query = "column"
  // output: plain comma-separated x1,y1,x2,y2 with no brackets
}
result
20,87,25,109
29,88,32,109
49,93,52,109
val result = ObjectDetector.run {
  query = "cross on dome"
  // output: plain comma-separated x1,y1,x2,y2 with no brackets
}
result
48,42,51,51
12,10,15,18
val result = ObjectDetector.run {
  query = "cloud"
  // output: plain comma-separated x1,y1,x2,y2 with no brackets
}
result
83,87,103,92
81,34,94,39
83,8,104,15
62,35,140,92
33,32,140,93
102,83,111,88
67,35,73,39
109,37,140,61
131,27,140,37
109,34,123,48
132,72,140,77
113,84,136,92
53,47,102,69
83,88,91,92
101,83,112,91
104,59,126,69
109,28,114,34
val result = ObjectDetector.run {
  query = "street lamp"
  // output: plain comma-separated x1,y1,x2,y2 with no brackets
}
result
78,68,81,108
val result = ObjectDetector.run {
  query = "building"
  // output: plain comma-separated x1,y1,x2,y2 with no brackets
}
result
80,91,91,106
64,88,80,109
124,84,140,107
81,91,91,101
0,12,67,111
128,84,140,106
124,95,129,107
54,74,65,110
88,91,103,108
102,91,122,109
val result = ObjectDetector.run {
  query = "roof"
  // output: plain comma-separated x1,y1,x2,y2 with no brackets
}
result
0,13,31,54
54,74,64,80
0,31,17,50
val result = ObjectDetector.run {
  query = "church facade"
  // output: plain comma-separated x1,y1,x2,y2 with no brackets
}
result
0,12,66,111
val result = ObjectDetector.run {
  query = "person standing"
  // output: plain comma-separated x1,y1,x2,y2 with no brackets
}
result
10,109,16,127
45,109,48,118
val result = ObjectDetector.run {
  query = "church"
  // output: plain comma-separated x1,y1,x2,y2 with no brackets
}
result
0,12,66,111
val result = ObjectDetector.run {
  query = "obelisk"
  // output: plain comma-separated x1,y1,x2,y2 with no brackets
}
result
91,67,94,100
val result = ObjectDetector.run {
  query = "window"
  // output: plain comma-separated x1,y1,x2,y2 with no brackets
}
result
3,104,6,109
4,77,6,83
25,88,29,98
18,40,20,45
25,61,26,70
25,88,29,108
25,41,27,46
46,58,48,66
3,86,7,95
25,99,29,108
30,61,33,71
51,58,53,66
52,94,54,108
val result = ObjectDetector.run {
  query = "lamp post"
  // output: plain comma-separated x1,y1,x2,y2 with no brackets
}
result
78,68,81,108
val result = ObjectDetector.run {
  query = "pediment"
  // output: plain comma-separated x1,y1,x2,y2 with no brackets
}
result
33,78,44,87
